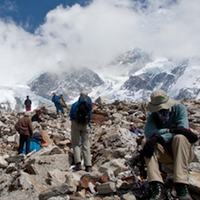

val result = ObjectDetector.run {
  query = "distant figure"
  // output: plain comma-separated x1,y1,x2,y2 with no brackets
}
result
129,122,143,135
58,94,67,108
24,96,32,111
69,92,93,172
15,112,33,155
31,109,43,123
51,93,65,117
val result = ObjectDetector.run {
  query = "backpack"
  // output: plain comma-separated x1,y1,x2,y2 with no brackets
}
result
74,96,92,124
58,96,67,108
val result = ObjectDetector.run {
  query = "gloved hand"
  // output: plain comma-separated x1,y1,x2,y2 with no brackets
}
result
142,135,165,158
169,126,198,143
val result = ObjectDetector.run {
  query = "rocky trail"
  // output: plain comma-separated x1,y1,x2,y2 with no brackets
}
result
0,98,200,200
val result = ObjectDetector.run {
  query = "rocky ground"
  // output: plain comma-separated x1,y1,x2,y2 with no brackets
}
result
0,98,200,200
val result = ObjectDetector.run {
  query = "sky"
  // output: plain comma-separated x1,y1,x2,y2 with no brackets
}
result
0,0,200,85
0,0,90,32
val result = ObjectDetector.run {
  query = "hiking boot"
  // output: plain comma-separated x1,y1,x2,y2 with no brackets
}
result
150,181,166,200
85,166,92,172
73,162,82,171
174,183,193,200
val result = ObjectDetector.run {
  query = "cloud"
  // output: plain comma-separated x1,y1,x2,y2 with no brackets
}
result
0,0,199,85
140,0,200,59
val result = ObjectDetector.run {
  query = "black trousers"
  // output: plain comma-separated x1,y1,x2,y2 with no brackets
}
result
18,134,31,155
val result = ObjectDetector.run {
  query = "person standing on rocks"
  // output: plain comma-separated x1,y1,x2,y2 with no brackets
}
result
51,93,65,117
24,95,32,111
69,92,93,172
15,112,33,155
142,89,197,200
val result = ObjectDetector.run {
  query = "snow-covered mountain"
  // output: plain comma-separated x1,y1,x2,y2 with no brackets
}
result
29,48,200,102
28,67,104,102
89,49,200,102
0,85,51,112
1,48,200,111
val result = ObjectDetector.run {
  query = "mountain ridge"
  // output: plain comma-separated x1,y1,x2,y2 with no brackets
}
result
0,48,200,111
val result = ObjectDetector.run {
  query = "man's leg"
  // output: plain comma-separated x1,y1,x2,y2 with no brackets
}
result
81,125,92,167
171,135,194,200
71,121,81,164
18,134,25,154
56,106,59,115
172,134,194,184
145,143,173,183
145,144,173,200
60,106,65,119
60,106,64,114
26,106,31,111
25,135,31,154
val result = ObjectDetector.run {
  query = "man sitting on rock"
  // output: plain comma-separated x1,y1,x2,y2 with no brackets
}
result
143,90,197,200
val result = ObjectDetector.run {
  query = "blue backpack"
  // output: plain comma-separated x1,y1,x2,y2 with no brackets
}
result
75,96,92,124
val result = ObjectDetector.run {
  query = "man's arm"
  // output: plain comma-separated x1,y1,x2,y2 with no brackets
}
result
15,121,20,132
69,102,78,120
28,119,33,137
144,113,168,138
170,104,189,129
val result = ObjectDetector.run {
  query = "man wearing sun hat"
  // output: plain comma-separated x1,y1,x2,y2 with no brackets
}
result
143,90,197,200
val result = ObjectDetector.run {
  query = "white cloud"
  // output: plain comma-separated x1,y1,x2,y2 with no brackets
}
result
0,0,199,85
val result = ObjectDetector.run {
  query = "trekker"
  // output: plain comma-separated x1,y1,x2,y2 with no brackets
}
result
24,95,32,111
15,112,33,155
142,90,197,200
31,109,43,123
129,122,143,135
51,93,65,117
69,92,93,172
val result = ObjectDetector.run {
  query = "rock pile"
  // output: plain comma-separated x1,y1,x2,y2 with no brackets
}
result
0,98,199,200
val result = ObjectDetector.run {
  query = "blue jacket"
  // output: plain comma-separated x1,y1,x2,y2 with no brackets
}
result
52,94,62,106
70,99,92,121
144,104,188,143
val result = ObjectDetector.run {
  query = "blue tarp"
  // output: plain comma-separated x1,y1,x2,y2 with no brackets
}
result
22,138,41,154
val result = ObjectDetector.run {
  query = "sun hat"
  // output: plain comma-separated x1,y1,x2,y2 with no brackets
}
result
146,90,177,112
24,111,30,117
